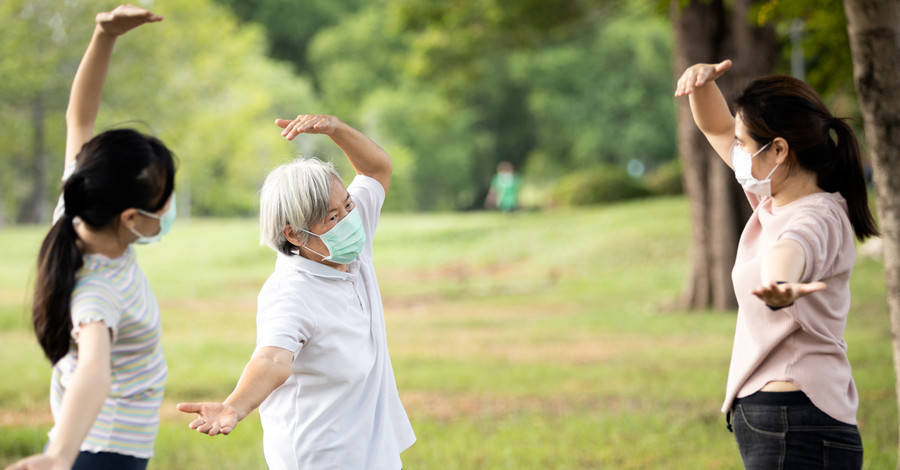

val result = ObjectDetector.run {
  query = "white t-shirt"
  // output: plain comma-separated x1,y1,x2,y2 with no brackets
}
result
255,175,415,469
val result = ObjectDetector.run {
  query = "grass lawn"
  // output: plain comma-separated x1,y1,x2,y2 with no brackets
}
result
0,196,895,469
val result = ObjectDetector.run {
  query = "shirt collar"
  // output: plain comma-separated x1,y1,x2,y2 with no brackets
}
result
276,251,353,280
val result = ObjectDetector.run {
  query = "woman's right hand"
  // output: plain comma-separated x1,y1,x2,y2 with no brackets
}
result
675,60,732,97
96,4,162,36
176,402,241,436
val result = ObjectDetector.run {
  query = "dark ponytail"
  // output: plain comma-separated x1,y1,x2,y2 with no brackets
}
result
735,76,879,241
823,117,879,240
32,129,176,364
33,214,83,363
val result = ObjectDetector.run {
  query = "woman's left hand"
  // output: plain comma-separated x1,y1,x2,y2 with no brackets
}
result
275,114,343,141
752,281,826,309
96,4,163,36
4,454,70,470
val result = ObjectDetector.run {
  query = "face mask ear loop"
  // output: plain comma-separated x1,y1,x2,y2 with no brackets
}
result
762,162,779,181
300,230,331,261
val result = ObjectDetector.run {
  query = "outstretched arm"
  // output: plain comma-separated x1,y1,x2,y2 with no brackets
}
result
4,322,112,470
64,5,162,170
751,239,826,308
275,115,393,193
177,346,293,436
674,59,736,166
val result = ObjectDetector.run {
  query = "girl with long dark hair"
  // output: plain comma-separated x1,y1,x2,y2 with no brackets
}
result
675,60,877,469
7,5,175,470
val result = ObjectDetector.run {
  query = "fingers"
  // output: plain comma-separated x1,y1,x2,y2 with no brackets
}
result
675,66,708,97
674,60,733,97
277,115,333,140
714,59,733,74
176,402,201,413
191,417,233,436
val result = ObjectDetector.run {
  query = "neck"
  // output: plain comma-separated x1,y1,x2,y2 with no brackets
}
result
74,221,130,258
772,170,823,207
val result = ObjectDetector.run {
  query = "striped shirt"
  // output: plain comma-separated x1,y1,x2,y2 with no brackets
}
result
49,167,167,458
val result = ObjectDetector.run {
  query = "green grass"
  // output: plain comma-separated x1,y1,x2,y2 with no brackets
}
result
0,196,895,469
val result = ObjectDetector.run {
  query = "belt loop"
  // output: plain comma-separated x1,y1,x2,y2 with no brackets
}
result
726,409,733,433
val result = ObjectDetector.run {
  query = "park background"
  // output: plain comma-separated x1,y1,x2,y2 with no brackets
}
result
0,0,896,468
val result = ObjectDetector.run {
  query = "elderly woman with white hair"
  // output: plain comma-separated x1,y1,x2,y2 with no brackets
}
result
177,115,415,470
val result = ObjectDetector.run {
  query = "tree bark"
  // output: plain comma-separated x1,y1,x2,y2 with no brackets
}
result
672,0,776,311
843,0,900,463
17,94,49,224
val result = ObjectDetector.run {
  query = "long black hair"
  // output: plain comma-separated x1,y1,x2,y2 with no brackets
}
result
735,76,879,241
33,129,176,364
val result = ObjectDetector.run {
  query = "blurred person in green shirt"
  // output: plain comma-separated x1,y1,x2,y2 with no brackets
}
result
485,161,521,212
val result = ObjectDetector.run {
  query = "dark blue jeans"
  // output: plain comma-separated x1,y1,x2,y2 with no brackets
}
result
72,451,148,470
729,391,863,469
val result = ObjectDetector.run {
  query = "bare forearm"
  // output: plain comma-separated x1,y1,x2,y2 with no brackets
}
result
66,27,118,130
44,363,111,466
330,122,393,189
688,82,734,138
65,26,118,167
224,353,291,421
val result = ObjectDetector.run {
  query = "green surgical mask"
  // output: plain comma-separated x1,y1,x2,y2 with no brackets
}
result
130,195,176,244
302,209,365,264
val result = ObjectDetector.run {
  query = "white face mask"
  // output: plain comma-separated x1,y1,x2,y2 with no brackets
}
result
731,141,777,197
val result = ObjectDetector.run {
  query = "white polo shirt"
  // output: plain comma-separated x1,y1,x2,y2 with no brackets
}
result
255,175,415,470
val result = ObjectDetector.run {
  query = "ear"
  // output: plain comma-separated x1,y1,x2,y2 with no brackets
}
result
120,208,140,229
282,225,304,247
772,137,790,165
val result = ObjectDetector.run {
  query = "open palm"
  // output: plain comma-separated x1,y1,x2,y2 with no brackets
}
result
96,4,162,36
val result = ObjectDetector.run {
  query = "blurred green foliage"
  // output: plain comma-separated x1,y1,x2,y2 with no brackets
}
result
0,0,862,219
0,0,320,219
552,166,651,206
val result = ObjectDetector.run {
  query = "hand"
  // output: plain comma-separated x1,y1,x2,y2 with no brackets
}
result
4,455,70,470
751,281,827,309
674,59,732,97
96,4,163,36
176,402,240,436
275,114,343,141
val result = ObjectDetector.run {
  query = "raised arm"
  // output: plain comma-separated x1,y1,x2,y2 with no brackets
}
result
674,59,736,166
64,5,162,170
276,115,393,193
176,346,293,436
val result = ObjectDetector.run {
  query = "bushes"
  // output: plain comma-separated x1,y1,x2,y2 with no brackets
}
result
645,158,683,196
549,160,683,207
552,165,650,206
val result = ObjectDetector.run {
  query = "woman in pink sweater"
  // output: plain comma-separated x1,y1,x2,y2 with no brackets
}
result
675,60,878,469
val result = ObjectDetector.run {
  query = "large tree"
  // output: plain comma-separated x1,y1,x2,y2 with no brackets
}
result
671,0,776,310
843,0,900,461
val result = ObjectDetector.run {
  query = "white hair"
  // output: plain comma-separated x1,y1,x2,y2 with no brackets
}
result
259,158,342,254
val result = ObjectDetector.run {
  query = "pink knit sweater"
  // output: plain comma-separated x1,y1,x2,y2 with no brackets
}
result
722,190,859,425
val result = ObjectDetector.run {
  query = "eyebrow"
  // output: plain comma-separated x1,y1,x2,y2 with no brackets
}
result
328,193,353,214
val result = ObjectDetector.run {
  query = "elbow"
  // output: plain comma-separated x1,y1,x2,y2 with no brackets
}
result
381,158,394,180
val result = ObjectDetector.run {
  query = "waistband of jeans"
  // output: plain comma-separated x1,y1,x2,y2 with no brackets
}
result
733,390,811,406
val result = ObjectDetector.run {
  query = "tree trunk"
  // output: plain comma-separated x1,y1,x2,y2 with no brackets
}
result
843,0,900,463
17,94,49,224
672,0,776,311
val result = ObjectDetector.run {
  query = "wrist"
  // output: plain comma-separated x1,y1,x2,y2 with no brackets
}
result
93,25,120,40
43,444,77,468
222,399,247,421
